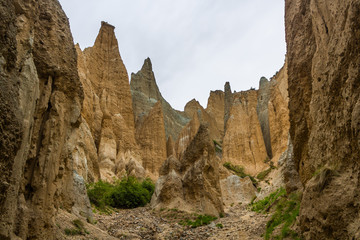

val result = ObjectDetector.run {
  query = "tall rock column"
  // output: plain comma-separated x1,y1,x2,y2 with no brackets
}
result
285,0,360,238
77,22,143,181
206,90,225,137
257,77,273,159
224,82,233,132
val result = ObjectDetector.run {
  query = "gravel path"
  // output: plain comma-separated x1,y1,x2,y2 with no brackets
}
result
95,204,268,240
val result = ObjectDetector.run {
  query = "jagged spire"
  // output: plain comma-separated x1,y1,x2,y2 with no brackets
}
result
141,57,153,71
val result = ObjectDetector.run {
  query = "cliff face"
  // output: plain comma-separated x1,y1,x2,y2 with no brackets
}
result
0,0,89,238
184,99,222,142
285,0,360,238
222,90,268,175
206,90,225,137
130,58,189,142
76,22,146,181
135,102,167,178
151,125,224,217
257,77,273,158
268,63,290,163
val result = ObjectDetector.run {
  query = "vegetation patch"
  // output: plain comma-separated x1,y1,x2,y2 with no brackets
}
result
250,187,286,213
256,168,272,181
213,140,223,153
64,219,89,236
250,188,301,240
87,177,155,211
179,214,218,228
216,223,224,229
223,162,257,184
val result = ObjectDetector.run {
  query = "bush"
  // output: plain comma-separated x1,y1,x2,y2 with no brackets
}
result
256,168,272,181
264,192,300,240
87,180,113,210
250,187,286,213
250,188,301,240
108,177,154,209
179,214,218,228
223,162,257,184
87,177,155,210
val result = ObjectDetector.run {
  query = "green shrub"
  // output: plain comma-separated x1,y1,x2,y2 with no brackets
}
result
87,180,113,210
250,188,301,240
257,168,272,181
250,187,286,213
264,192,300,240
223,162,257,184
179,214,217,228
87,177,155,210
216,223,224,229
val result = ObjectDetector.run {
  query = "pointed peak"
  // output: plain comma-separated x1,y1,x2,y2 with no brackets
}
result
141,57,153,71
224,82,231,92
93,21,118,50
101,21,115,30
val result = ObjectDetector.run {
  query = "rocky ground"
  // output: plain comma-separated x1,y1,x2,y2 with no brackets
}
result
94,204,268,240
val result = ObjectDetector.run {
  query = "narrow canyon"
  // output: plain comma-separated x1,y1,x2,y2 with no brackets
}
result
0,0,359,239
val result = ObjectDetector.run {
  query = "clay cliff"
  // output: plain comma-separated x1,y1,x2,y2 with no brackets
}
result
76,22,146,181
184,99,222,142
135,102,167,178
151,125,224,217
222,90,269,175
285,0,360,238
206,90,225,137
0,0,90,238
130,58,189,142
268,63,290,163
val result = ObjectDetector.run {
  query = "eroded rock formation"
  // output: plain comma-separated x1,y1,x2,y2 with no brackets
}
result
268,63,290,163
151,125,224,217
135,102,167,178
76,22,145,181
130,58,189,142
222,90,268,175
184,99,222,142
0,0,89,238
285,0,360,238
206,90,225,137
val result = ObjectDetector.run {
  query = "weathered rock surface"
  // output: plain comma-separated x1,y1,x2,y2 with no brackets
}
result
268,63,290,163
175,112,201,159
206,90,225,137
135,102,167,178
257,77,273,158
222,90,268,176
166,136,176,158
184,99,222,141
152,125,224,217
220,176,257,206
224,82,233,132
130,58,189,142
76,22,146,181
285,0,360,238
0,0,89,238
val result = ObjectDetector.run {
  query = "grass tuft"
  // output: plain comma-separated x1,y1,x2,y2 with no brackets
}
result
257,168,272,181
179,214,217,228
250,188,301,240
223,162,257,184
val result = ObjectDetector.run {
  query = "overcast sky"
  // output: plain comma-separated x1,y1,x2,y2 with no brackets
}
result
59,0,286,110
